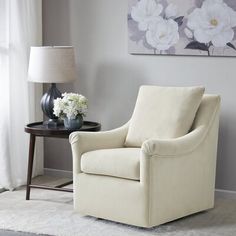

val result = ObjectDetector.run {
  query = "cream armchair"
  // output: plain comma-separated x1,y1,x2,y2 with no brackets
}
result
70,86,220,228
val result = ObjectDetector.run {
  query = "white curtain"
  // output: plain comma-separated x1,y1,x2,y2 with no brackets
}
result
0,0,43,190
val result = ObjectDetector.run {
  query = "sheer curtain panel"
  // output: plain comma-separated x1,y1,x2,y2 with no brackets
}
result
0,0,43,190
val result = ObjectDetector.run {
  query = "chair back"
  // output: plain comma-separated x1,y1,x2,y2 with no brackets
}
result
191,94,221,130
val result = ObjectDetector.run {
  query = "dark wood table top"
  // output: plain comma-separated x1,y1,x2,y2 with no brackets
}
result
25,121,101,138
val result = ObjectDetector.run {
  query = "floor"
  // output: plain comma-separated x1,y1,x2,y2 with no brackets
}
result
0,176,236,236
0,230,41,236
0,176,70,236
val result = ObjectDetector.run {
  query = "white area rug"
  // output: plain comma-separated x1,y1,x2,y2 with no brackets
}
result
0,186,236,236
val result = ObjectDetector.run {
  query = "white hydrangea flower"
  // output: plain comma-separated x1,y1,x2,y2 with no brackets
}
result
53,93,88,120
165,3,178,19
146,18,179,50
131,0,163,31
187,0,236,47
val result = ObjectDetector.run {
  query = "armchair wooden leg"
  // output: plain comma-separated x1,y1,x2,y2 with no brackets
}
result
26,134,36,200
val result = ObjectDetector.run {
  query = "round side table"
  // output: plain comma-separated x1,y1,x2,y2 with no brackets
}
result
24,121,101,200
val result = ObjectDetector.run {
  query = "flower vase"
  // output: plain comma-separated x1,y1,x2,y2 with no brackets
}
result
64,115,83,130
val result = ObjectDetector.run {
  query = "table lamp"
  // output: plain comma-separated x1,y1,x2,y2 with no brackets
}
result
28,46,76,126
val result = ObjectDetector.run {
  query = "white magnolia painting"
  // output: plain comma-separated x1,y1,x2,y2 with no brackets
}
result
128,0,236,56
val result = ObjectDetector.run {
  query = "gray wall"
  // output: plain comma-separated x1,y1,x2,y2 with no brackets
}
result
43,0,236,191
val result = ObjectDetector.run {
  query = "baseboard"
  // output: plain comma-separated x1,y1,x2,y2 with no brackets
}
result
215,189,236,199
44,168,72,178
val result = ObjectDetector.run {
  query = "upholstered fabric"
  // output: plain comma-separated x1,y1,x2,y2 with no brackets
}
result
81,148,140,180
125,86,205,147
70,123,129,180
69,93,220,228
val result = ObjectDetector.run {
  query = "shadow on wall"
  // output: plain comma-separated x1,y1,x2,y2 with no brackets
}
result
42,0,71,46
215,111,235,189
90,60,150,130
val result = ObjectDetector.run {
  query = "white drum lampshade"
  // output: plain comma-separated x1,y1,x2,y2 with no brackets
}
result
28,46,77,126
28,46,76,83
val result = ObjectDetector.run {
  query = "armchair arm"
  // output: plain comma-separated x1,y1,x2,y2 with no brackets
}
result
69,122,129,174
139,121,219,223
141,126,206,157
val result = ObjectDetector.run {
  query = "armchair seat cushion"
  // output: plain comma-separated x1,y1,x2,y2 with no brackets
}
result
81,148,140,180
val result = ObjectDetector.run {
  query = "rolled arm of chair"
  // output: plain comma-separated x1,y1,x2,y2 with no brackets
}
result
69,122,129,152
140,125,217,220
141,126,206,157
69,122,129,174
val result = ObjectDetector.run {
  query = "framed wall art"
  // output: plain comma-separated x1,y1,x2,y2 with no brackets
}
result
128,0,236,56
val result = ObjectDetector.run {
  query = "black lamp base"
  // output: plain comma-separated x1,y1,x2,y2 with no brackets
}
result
43,119,64,127
41,83,63,127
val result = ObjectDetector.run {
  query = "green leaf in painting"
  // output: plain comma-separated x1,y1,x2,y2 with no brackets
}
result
185,41,209,51
174,16,184,26
227,42,236,51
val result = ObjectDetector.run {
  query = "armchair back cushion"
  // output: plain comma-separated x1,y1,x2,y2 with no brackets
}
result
125,86,205,147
